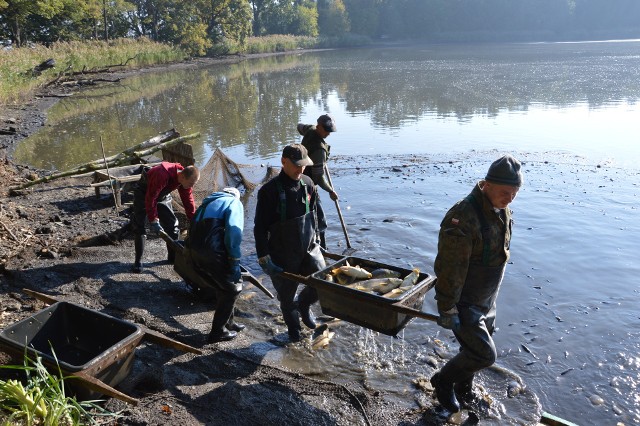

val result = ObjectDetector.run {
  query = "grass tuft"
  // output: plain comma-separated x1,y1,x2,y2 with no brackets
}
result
0,349,122,425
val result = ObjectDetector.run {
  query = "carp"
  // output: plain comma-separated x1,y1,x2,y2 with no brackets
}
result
346,277,403,294
312,328,335,350
371,278,403,294
370,268,402,279
382,285,413,298
401,268,420,287
331,265,372,279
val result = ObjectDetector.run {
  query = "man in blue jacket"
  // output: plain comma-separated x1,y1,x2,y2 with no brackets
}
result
185,187,245,343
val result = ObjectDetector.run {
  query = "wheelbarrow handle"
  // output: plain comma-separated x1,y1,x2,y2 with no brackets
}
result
158,230,184,254
240,265,275,299
388,302,439,322
143,327,202,355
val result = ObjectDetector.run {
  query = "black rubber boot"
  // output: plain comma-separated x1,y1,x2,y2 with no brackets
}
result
298,302,317,329
430,372,460,413
207,330,237,343
297,287,319,329
210,291,236,337
226,311,245,332
319,232,327,251
454,375,478,407
166,242,175,264
132,235,146,273
282,309,302,342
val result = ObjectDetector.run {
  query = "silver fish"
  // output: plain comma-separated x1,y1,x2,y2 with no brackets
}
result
332,265,372,279
401,268,420,287
370,268,402,279
371,278,403,294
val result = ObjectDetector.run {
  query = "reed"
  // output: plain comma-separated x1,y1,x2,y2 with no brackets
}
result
0,350,121,425
0,38,186,106
210,35,319,55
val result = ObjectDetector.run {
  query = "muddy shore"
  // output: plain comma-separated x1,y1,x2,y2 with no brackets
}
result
0,53,544,425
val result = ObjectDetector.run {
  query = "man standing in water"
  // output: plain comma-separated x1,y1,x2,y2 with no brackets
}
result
131,162,200,273
297,114,338,250
254,144,325,342
431,155,523,413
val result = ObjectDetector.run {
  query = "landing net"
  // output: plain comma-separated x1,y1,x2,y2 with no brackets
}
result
190,148,279,205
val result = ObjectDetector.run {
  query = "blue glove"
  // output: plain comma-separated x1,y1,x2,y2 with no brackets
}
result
437,312,461,331
228,260,242,283
258,255,283,276
150,221,164,235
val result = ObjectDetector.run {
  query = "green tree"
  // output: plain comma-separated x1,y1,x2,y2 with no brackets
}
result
343,0,381,37
317,0,350,36
0,0,65,46
261,0,318,36
155,0,251,56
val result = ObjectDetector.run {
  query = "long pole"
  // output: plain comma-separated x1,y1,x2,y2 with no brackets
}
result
324,165,352,249
100,136,119,215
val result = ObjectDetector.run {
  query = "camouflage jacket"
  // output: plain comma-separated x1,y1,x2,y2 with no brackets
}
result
433,182,514,312
299,124,333,193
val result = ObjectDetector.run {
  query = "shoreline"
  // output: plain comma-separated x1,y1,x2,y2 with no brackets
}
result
0,48,326,167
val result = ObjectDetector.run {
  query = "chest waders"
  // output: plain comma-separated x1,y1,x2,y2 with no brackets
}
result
439,195,509,392
302,141,330,248
131,166,180,271
268,177,326,338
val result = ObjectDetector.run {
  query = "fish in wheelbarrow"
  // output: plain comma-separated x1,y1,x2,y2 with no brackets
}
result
331,264,372,279
370,268,402,278
345,277,402,294
401,268,420,287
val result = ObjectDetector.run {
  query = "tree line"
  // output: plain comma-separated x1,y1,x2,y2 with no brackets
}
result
2,0,639,54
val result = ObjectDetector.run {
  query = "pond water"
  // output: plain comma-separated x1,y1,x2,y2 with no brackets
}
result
16,41,640,424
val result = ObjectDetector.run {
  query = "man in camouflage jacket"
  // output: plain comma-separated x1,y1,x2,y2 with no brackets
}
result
430,155,523,413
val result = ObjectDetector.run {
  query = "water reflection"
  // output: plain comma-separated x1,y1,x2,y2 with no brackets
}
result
16,41,640,170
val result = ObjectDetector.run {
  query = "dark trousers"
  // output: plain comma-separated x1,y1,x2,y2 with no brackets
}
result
440,309,497,385
210,288,241,335
131,190,179,263
270,275,318,334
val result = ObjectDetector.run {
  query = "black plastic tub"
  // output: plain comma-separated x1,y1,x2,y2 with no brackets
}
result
0,301,144,400
308,256,436,336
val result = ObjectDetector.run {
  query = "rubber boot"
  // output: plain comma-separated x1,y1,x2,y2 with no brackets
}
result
454,375,476,407
132,235,146,273
297,287,318,329
319,232,327,251
430,372,460,413
282,308,302,342
208,292,237,343
297,302,317,329
226,310,245,332
454,375,487,410
166,242,175,264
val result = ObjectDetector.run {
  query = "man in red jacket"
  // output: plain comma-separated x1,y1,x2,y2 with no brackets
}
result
131,162,200,273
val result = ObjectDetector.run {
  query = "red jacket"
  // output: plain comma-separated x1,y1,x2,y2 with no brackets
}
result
145,162,196,222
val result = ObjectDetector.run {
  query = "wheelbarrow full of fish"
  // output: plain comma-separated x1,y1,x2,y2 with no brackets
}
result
281,256,438,336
